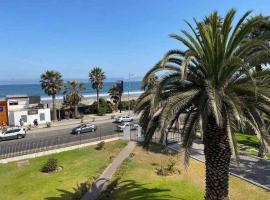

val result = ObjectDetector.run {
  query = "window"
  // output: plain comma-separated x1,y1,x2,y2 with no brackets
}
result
5,129,19,134
40,113,45,121
21,115,27,123
9,101,18,106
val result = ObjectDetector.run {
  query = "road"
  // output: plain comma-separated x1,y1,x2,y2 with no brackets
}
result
0,120,128,158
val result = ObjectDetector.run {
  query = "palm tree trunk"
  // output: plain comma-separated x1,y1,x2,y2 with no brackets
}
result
52,94,57,121
204,117,231,200
74,104,78,118
258,142,265,158
97,88,99,111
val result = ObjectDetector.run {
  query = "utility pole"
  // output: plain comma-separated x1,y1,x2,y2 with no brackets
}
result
128,73,133,116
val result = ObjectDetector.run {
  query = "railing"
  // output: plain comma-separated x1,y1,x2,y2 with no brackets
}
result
0,131,123,159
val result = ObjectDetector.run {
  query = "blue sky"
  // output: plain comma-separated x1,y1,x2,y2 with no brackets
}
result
0,0,269,82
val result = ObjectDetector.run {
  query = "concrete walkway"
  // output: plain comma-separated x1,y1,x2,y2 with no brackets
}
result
168,141,270,190
82,141,136,200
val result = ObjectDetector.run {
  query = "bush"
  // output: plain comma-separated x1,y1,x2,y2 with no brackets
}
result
95,141,105,150
97,106,107,116
41,158,58,173
156,156,180,176
45,122,52,128
120,100,137,110
81,98,113,115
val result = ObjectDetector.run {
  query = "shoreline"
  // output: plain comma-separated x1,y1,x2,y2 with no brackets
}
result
42,92,141,108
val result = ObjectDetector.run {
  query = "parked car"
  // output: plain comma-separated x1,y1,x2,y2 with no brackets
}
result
115,116,133,123
0,127,26,141
71,123,97,134
116,122,139,132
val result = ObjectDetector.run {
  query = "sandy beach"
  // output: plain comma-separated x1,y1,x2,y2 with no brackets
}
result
42,92,141,108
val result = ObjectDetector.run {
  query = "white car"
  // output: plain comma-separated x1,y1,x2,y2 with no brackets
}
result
115,116,133,123
0,127,26,141
116,122,139,132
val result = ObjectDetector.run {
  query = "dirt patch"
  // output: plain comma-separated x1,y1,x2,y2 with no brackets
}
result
17,160,30,168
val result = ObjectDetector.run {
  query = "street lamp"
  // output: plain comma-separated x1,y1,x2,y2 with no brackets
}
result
128,73,134,116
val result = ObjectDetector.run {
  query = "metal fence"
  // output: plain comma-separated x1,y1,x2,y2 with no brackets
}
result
130,129,182,145
0,130,123,159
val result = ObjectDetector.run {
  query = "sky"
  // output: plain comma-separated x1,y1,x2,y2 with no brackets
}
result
0,0,269,83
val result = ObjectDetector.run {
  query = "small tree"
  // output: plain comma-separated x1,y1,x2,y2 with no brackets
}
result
109,85,121,111
63,80,85,118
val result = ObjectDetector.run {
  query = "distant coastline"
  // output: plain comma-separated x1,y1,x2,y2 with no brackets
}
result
0,81,143,100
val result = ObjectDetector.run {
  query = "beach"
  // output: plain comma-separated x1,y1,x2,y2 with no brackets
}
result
42,92,141,108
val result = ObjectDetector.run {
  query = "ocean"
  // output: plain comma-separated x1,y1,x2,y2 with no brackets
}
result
0,81,143,100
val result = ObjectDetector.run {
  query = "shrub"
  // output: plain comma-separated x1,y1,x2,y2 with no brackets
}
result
45,122,52,128
41,158,58,173
95,141,105,150
97,106,107,116
120,100,137,110
81,98,113,115
156,156,179,176
27,124,32,130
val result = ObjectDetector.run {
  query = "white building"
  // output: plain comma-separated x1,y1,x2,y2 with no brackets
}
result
7,95,51,126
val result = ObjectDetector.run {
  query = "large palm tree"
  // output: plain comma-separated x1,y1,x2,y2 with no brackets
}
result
89,67,106,111
63,80,85,118
40,70,63,121
135,10,270,200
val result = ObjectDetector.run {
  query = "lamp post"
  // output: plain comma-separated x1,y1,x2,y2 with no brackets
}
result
128,73,134,116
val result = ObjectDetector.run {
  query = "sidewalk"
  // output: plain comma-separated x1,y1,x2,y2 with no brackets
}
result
27,111,134,134
168,141,270,190
82,141,136,200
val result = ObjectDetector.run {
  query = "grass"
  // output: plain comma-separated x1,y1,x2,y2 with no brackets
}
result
235,132,260,148
104,144,269,200
236,132,270,159
0,140,128,200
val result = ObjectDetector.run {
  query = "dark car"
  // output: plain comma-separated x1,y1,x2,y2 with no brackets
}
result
71,123,97,134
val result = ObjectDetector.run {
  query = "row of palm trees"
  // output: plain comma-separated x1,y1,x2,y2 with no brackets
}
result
135,10,270,200
40,67,106,120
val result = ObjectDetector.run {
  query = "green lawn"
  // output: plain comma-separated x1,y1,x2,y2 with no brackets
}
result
236,132,270,159
104,144,269,200
236,132,260,148
0,140,127,200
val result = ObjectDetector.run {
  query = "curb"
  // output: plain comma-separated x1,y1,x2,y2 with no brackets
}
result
0,137,121,164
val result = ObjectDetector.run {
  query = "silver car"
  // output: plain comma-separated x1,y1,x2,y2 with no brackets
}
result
115,116,133,123
116,122,139,132
0,127,26,141
71,123,97,134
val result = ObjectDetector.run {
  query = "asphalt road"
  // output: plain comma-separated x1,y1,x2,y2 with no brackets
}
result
0,120,126,158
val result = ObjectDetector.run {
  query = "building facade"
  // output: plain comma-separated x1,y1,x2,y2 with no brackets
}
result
0,100,8,125
7,95,51,126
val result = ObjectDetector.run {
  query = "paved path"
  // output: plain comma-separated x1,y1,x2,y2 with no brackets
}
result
168,141,270,190
82,141,136,200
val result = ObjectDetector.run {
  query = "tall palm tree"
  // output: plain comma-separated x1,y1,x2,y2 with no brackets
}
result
135,10,270,200
89,67,106,111
63,80,85,118
40,70,63,121
108,85,121,111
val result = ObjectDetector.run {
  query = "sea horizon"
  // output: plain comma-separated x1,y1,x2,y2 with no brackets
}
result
0,81,143,100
